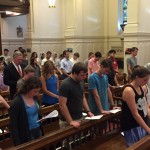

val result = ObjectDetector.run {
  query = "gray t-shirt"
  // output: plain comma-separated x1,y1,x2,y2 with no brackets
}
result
59,77,84,121
17,78,25,90
126,56,137,75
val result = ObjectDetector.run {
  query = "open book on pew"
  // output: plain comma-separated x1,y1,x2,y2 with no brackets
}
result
37,110,58,122
85,115,103,120
82,112,87,116
109,108,121,114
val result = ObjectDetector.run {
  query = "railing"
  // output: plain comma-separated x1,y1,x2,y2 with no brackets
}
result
127,136,150,150
7,112,121,150
0,104,60,149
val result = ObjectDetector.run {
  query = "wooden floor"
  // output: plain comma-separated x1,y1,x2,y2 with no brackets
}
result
77,133,126,150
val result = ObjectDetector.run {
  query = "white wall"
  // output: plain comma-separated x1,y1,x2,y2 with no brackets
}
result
82,0,104,36
139,0,150,33
103,0,123,58
1,15,27,56
1,0,123,62
124,0,150,73
1,15,27,39
25,0,65,56
30,0,64,38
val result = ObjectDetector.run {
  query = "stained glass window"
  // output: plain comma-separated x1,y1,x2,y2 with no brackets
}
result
123,0,127,24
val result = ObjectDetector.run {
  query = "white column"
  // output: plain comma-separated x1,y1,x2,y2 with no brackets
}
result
124,0,150,73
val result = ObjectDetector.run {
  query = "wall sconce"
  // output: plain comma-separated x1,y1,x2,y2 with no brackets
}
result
48,0,56,8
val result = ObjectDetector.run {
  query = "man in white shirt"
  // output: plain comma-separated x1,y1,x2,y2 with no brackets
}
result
1,48,11,65
60,50,73,80
70,52,80,65
41,51,52,66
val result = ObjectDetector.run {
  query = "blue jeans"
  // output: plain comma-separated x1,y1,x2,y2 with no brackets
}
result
124,126,147,147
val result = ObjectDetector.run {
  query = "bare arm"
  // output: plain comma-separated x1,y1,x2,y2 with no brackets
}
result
114,74,120,86
56,66,62,75
55,74,59,92
61,69,70,77
59,96,80,128
114,66,119,73
88,68,93,74
143,85,150,119
91,89,110,114
123,87,150,133
107,87,115,107
83,94,94,117
0,95,10,109
127,65,132,75
40,76,58,98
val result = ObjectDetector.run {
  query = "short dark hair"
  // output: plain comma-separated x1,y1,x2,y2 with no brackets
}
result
46,51,52,55
95,52,102,58
4,48,9,51
74,52,80,58
18,77,41,95
131,66,150,80
131,47,138,52
101,59,112,68
72,62,87,74
0,56,5,62
88,52,94,57
108,49,116,54
63,50,70,56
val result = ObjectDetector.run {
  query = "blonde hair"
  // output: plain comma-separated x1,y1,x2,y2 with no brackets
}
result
13,51,22,58
42,60,55,79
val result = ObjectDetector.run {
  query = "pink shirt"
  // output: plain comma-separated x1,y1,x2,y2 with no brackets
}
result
112,58,118,71
88,58,100,76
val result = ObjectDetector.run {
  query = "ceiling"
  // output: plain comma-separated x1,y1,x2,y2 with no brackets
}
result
0,0,25,7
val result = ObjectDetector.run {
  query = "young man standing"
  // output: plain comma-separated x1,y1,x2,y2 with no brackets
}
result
17,65,35,91
88,52,102,77
60,50,73,80
2,48,11,65
59,62,93,128
126,47,138,82
107,49,119,73
88,59,115,115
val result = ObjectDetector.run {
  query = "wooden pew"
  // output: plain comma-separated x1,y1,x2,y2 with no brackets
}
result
84,82,88,92
7,112,121,150
0,117,12,149
0,104,60,149
127,135,150,150
0,91,10,100
110,86,124,107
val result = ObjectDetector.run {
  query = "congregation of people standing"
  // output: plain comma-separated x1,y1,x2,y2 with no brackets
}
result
1,45,150,149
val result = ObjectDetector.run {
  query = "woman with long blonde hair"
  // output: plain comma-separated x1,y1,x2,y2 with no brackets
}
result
40,60,59,106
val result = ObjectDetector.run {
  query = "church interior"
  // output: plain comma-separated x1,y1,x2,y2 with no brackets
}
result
0,0,150,150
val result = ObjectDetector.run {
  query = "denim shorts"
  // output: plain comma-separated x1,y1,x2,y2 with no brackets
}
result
124,126,147,147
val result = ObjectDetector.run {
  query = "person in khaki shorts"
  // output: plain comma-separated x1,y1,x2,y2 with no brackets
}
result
59,62,94,129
